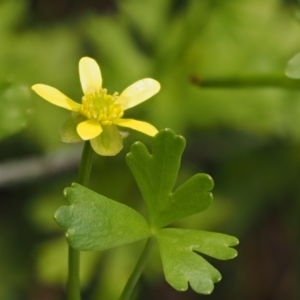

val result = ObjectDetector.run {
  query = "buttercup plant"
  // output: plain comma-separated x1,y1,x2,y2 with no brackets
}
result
32,57,238,300
32,57,160,156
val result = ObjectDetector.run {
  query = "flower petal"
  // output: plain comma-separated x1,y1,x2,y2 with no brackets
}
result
117,79,160,110
79,57,102,95
77,119,103,140
90,125,123,156
32,84,81,111
59,113,86,143
114,119,158,136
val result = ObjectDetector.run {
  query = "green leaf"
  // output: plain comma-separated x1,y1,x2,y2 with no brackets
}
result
54,183,151,251
0,83,31,140
286,52,300,79
126,129,214,228
156,228,239,295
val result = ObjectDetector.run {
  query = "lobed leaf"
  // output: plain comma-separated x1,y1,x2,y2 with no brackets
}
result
156,228,239,294
54,183,151,251
126,129,214,228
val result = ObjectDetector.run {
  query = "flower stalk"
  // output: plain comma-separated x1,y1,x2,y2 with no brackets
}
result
67,141,94,300
119,237,155,300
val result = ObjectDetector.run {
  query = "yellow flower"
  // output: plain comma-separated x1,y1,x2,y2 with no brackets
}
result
32,57,160,156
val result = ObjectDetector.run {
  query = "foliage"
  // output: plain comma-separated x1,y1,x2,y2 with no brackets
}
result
1,0,300,299
55,183,151,251
55,130,238,295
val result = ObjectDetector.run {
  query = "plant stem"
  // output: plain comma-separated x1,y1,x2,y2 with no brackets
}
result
68,247,81,300
77,141,94,186
67,141,94,300
120,238,155,300
191,74,300,89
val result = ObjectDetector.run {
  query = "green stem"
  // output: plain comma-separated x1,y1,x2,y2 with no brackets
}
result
191,74,300,89
120,238,155,300
68,247,81,300
67,141,94,300
77,141,94,186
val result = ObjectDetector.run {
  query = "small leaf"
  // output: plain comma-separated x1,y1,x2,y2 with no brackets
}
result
54,183,151,251
286,52,300,79
156,228,239,295
126,129,213,228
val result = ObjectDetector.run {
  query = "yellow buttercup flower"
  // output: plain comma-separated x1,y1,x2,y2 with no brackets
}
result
32,57,160,156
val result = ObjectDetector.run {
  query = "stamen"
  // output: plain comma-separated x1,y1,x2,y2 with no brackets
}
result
113,107,120,114
79,88,124,124
102,120,112,125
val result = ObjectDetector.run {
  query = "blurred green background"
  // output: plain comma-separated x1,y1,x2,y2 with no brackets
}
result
1,0,300,299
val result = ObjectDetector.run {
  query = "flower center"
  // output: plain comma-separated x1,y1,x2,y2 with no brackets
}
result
80,89,124,126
